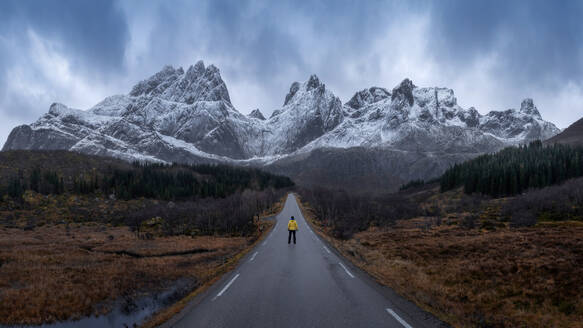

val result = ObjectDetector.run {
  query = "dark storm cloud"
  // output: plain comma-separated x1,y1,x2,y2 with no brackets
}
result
429,0,583,85
0,0,129,74
144,1,307,79
0,0,130,144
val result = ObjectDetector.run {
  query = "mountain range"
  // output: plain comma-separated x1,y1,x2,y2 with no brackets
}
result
3,60,561,190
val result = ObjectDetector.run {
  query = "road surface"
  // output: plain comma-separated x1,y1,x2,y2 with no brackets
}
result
168,194,446,328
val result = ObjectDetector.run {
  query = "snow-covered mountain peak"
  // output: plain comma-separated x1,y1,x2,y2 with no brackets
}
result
248,109,266,120
188,60,206,76
129,65,181,97
306,74,322,91
128,60,231,105
519,98,542,119
391,78,416,106
478,99,559,142
262,75,344,155
283,74,328,107
284,82,301,106
48,102,69,115
346,87,391,109
278,75,340,116
409,86,460,122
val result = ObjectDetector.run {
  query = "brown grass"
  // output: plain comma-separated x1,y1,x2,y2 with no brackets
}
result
0,224,258,325
297,194,583,328
0,191,153,229
0,192,285,326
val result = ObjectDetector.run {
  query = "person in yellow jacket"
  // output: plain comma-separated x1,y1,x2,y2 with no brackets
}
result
287,216,298,244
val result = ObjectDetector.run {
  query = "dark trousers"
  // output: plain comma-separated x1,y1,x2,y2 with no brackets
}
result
288,230,296,244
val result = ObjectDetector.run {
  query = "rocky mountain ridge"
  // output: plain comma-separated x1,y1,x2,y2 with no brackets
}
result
3,60,561,190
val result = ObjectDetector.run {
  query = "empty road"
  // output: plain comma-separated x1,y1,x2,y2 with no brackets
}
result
168,194,446,328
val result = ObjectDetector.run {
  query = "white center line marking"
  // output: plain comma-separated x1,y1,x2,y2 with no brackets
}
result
323,246,331,254
212,273,240,301
386,308,413,328
338,262,355,278
249,251,258,262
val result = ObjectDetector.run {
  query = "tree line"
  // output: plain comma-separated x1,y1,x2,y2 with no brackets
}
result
2,168,65,200
0,162,294,201
127,189,283,236
440,141,583,197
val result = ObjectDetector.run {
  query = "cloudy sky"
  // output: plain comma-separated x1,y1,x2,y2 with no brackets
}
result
1,0,583,146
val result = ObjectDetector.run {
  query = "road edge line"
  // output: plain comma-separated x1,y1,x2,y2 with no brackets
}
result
338,262,355,278
386,308,414,328
212,273,240,301
249,251,259,262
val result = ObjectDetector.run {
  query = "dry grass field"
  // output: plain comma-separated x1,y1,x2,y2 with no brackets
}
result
0,221,273,325
299,193,583,328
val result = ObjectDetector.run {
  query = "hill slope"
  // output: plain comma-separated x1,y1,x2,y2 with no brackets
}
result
545,117,583,146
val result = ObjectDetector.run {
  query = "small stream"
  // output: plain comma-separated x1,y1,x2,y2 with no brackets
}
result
3,279,196,328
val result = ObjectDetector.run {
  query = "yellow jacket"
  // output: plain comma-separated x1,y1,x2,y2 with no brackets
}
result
288,220,298,231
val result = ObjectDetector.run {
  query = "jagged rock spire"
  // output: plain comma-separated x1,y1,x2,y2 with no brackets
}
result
391,78,416,106
284,82,300,106
519,98,542,119
346,87,391,109
129,60,231,105
248,109,266,120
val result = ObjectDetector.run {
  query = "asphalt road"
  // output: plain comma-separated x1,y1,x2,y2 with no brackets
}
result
169,194,446,328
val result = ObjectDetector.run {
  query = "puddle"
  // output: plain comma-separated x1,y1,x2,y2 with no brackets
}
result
3,279,197,328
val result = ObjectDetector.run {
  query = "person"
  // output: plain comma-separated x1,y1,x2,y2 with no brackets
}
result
288,216,298,244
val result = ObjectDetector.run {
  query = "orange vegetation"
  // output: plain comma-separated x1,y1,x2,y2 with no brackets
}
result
0,224,254,325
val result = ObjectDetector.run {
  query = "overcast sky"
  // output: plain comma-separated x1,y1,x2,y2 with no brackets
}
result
1,0,583,146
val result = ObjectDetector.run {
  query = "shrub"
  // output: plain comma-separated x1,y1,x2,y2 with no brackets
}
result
299,187,420,238
503,177,583,227
461,214,478,229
